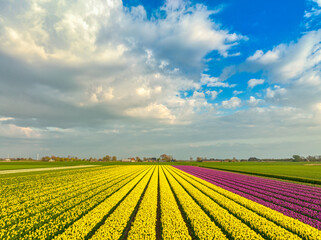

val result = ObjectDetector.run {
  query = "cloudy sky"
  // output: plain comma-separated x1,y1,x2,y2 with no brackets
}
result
1,0,321,160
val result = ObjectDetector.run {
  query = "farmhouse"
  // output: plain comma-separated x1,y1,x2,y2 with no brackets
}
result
121,158,136,162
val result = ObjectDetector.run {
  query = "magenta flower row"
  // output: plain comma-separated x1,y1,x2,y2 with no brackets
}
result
174,166,321,230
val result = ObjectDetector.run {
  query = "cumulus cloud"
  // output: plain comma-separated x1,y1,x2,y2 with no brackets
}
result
247,49,281,64
206,90,222,100
266,85,287,99
233,90,243,95
247,30,321,83
200,73,236,88
3,0,321,159
0,117,14,122
245,29,321,117
0,121,41,139
222,97,241,109
124,103,176,124
0,0,245,131
247,96,263,107
248,78,265,88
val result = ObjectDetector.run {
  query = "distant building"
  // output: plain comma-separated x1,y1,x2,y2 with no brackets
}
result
49,159,55,162
121,158,135,162
5,158,11,162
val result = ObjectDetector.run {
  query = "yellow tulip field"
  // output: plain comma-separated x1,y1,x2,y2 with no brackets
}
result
1,165,320,239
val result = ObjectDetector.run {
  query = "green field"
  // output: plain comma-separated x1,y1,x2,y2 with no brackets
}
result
198,161,321,185
198,161,321,179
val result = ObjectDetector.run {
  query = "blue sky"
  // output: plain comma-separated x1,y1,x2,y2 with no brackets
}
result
1,0,321,159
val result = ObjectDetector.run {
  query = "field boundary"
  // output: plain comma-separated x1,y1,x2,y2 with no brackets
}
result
201,166,321,186
0,165,99,175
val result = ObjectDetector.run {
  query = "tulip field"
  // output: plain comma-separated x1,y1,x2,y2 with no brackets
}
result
1,165,321,239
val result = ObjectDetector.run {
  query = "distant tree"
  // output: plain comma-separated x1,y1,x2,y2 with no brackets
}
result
103,155,111,162
196,157,203,162
190,157,193,161
112,156,117,161
292,155,301,162
160,154,167,161
41,156,50,161
160,154,172,162
136,157,142,162
306,155,316,162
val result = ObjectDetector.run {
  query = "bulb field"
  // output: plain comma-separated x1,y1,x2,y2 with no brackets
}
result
1,165,321,240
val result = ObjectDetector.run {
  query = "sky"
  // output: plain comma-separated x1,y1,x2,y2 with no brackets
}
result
1,0,321,160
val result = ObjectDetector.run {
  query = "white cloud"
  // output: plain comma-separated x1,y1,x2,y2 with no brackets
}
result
136,87,151,98
305,7,321,18
0,123,41,138
0,0,245,128
200,73,236,88
247,48,281,64
163,0,187,11
304,1,321,29
222,97,241,109
124,103,177,124
266,85,287,99
181,90,214,115
245,30,321,117
313,0,321,7
247,30,321,83
0,117,14,121
247,96,263,107
248,78,265,88
0,116,41,139
192,91,205,98
233,90,243,95
206,90,222,100
89,86,114,103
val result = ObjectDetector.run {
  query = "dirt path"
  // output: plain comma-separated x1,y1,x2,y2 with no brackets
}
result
0,165,99,175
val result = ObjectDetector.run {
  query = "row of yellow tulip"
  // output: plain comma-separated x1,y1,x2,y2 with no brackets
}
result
1,166,136,223
91,167,155,239
28,166,148,240
1,166,133,229
28,167,147,240
168,167,300,240
0,166,111,215
172,167,321,240
54,167,153,240
0,166,147,240
163,167,228,239
1,166,105,199
159,166,191,239
127,166,158,239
